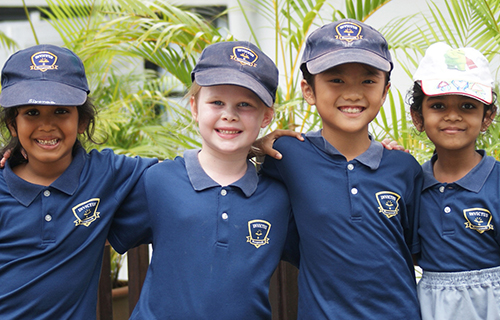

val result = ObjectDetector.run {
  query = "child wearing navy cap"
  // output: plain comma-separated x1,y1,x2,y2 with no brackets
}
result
108,41,296,319
260,19,423,319
0,44,156,319
409,42,500,320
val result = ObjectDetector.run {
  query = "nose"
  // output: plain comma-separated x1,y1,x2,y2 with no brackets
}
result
221,106,239,122
444,109,462,121
38,114,56,131
341,85,362,101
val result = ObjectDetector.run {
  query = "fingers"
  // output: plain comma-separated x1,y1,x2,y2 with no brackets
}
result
381,139,393,150
270,129,304,141
0,149,12,168
261,130,303,159
381,139,407,152
252,130,303,160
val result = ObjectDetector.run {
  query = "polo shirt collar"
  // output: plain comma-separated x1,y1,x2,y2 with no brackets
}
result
4,146,86,206
184,149,258,197
422,150,495,193
306,130,383,170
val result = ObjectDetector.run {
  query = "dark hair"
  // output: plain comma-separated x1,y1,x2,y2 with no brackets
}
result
407,81,498,123
300,64,391,93
0,98,98,167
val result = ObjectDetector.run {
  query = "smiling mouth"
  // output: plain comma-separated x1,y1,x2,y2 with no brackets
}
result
441,128,465,133
217,129,242,134
36,139,59,146
339,106,364,114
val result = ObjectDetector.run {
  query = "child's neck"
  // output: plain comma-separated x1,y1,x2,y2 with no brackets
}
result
13,160,70,186
433,147,482,183
322,128,371,161
197,149,249,186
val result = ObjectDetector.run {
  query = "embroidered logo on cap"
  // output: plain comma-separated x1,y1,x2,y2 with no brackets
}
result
376,191,401,218
30,51,58,72
444,48,477,72
335,21,363,42
73,198,100,227
231,46,258,67
246,219,271,248
464,208,494,234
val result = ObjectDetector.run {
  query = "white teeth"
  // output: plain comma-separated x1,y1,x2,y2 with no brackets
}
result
341,107,363,114
219,130,240,134
37,139,58,146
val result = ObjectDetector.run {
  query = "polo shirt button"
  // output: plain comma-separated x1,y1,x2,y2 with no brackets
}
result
222,213,228,220
351,188,358,195
444,206,451,213
439,186,445,193
45,214,52,222
221,189,227,196
43,190,51,197
347,164,354,170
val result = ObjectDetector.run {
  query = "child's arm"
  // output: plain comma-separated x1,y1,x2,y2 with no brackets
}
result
281,212,300,268
412,254,419,266
251,130,304,160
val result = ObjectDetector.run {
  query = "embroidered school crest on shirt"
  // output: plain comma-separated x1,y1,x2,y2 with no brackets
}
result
231,46,258,67
30,51,58,72
73,198,101,227
375,191,401,218
464,208,494,234
335,22,363,42
246,219,271,248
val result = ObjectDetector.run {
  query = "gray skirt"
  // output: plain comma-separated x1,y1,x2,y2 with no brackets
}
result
418,266,500,320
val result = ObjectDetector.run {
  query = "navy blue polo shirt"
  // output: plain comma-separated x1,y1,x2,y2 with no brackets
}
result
415,151,500,272
261,130,423,320
0,146,156,320
109,149,292,320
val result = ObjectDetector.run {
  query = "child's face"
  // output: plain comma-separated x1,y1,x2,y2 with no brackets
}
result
9,105,85,168
191,85,273,158
412,95,494,152
301,63,390,137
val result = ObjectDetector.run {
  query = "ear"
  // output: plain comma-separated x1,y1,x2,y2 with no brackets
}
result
260,107,274,128
380,82,391,105
190,95,199,122
78,119,88,135
301,79,316,106
481,109,496,132
7,122,17,137
411,109,425,132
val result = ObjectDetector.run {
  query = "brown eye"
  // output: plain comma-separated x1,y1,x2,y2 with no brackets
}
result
26,109,39,116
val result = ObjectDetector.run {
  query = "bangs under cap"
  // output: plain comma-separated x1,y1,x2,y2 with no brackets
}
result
301,19,393,75
0,44,89,108
413,42,493,104
191,41,278,108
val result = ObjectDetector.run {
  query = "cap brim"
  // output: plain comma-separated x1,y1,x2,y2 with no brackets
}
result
194,68,274,107
421,79,493,105
0,80,87,108
305,48,392,74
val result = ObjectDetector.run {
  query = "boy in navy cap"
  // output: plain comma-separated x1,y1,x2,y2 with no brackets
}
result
108,41,296,319
261,19,423,319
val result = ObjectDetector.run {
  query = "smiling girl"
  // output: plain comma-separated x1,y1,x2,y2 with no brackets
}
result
0,44,156,319
409,42,500,320
108,41,297,319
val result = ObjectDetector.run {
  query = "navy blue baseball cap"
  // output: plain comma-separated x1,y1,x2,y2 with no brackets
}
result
0,44,89,108
191,41,278,108
301,19,393,75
